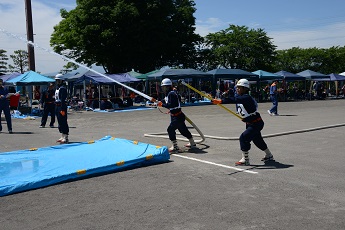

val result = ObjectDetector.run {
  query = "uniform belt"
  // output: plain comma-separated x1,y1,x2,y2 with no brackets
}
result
170,111,182,117
246,117,262,124
45,102,54,104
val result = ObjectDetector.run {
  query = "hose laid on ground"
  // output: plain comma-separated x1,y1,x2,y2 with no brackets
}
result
145,107,206,144
168,123,345,141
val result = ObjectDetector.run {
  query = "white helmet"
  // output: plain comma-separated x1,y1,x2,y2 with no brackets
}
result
55,73,64,80
161,78,172,86
236,79,250,89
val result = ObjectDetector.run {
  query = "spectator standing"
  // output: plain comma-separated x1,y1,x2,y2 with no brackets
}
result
39,82,56,128
0,78,19,133
54,74,69,144
268,80,279,116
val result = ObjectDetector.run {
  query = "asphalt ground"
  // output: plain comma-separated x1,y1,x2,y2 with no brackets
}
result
1,99,345,230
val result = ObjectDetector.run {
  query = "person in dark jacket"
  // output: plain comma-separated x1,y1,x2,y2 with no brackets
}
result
157,78,196,153
54,74,69,144
0,78,19,133
268,80,279,115
212,79,274,166
39,82,55,128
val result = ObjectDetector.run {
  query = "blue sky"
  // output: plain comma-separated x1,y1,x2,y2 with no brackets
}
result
1,0,345,73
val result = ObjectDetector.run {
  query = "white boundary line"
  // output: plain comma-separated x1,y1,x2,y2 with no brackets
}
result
173,154,258,174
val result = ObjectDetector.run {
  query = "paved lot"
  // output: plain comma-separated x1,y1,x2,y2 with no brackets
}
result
1,99,345,230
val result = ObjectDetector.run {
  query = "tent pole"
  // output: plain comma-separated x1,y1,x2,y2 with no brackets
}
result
83,80,86,108
98,84,101,109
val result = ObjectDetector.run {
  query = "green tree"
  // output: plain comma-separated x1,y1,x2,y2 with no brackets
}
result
318,46,345,74
273,47,329,73
50,0,201,73
8,50,29,73
204,25,277,71
0,49,9,75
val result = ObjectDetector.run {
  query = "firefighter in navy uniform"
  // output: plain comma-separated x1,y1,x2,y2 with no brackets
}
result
54,74,69,144
157,78,196,153
212,79,274,166
39,82,56,128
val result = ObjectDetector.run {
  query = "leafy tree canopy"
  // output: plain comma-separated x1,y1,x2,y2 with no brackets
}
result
273,46,345,74
50,0,201,73
0,49,9,75
8,50,29,73
204,25,277,71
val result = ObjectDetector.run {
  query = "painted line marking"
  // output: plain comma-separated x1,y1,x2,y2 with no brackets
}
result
173,154,258,174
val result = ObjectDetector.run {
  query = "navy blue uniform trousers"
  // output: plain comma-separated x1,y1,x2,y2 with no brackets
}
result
239,120,267,152
0,102,12,131
167,113,193,141
56,104,69,135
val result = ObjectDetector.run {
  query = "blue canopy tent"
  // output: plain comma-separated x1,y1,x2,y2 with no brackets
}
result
73,71,141,85
6,71,54,86
274,70,306,81
206,68,259,80
72,71,141,109
147,68,212,80
329,73,345,81
275,70,307,101
0,72,22,85
252,70,284,80
206,68,259,98
6,71,55,110
318,73,345,97
147,68,212,102
296,69,327,80
296,70,328,99
251,70,283,102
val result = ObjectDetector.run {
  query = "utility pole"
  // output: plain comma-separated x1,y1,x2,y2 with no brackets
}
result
25,0,35,71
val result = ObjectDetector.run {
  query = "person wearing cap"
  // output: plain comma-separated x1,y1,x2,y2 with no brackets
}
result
54,74,69,144
212,78,274,166
39,82,56,128
157,78,196,153
0,78,19,133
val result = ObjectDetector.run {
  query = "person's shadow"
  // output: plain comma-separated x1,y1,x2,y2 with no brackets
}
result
228,160,294,175
250,160,294,170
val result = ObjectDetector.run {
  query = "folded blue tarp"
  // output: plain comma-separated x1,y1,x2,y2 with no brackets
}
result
0,136,170,196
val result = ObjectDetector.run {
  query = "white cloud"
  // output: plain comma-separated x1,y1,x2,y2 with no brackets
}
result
0,0,74,74
195,17,345,50
270,22,345,50
195,17,228,36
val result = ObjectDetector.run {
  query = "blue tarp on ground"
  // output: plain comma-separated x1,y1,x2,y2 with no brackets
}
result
0,136,170,196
